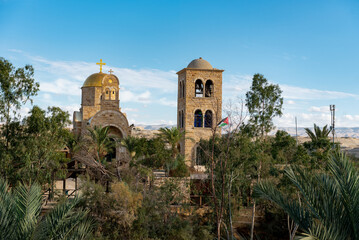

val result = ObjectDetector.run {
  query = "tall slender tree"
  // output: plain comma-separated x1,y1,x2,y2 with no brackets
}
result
245,73,283,240
245,73,283,138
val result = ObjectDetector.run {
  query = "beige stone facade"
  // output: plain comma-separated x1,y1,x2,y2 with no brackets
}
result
177,58,223,168
73,70,131,154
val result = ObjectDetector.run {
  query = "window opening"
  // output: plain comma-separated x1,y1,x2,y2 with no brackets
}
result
194,109,203,127
205,80,214,97
181,110,184,128
204,110,213,128
195,80,204,97
182,82,185,98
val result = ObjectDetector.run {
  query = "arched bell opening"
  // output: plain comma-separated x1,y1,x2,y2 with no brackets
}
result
195,79,204,97
205,80,213,97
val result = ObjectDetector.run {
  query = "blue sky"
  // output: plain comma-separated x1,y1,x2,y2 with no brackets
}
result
1,0,359,127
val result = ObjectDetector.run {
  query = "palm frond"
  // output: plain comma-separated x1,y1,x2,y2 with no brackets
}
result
34,196,93,240
13,182,42,239
254,152,359,239
0,179,16,240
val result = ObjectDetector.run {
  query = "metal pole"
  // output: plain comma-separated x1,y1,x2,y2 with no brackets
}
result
330,105,335,148
295,117,298,146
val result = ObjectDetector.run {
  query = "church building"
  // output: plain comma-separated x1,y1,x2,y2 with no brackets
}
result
73,58,223,171
73,59,131,160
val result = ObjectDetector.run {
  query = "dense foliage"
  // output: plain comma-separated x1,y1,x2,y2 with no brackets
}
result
1,58,357,240
0,178,93,240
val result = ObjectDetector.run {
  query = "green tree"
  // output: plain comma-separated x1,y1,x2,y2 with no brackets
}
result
245,73,283,239
87,125,113,163
0,106,71,186
254,152,359,240
304,124,332,150
157,127,185,158
0,178,93,240
271,130,297,164
304,124,333,167
245,73,283,138
0,58,39,148
120,136,142,161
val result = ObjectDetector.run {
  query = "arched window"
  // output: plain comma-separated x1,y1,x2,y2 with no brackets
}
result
179,111,182,128
204,110,213,128
195,79,203,97
194,109,203,127
181,110,184,128
205,80,214,97
111,88,116,100
182,82,185,98
105,88,110,100
179,82,182,98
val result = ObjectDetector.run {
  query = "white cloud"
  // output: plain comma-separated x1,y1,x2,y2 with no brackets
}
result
59,104,81,117
8,49,23,53
309,106,329,113
158,98,177,107
274,112,331,127
40,78,81,96
281,84,359,100
120,90,151,103
27,55,177,92
287,100,295,105
225,74,359,101
43,93,51,100
122,108,139,112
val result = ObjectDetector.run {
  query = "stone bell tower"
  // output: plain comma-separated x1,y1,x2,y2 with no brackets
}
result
177,58,223,168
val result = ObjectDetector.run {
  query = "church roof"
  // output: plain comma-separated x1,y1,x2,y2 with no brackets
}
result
187,57,213,69
83,72,107,87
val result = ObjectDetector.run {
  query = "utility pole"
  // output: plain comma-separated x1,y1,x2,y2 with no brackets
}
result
295,116,298,146
330,105,335,148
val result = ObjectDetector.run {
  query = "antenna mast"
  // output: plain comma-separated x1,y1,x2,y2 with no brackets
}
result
330,104,335,148
295,116,298,146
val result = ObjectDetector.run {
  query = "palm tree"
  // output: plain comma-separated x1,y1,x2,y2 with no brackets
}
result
157,127,185,158
120,136,141,161
0,178,93,240
254,152,359,239
87,125,113,163
304,124,332,150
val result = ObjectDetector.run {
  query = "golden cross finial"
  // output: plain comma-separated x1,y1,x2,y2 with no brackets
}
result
96,59,106,73
108,69,114,74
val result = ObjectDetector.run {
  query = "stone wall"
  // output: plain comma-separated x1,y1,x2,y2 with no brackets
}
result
177,68,223,167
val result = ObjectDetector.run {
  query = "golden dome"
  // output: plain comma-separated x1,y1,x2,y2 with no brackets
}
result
83,72,107,87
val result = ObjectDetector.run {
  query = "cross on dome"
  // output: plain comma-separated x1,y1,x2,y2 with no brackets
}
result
108,69,114,74
96,59,106,73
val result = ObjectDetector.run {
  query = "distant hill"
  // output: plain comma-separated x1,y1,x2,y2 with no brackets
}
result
135,124,176,130
275,127,359,138
135,124,359,139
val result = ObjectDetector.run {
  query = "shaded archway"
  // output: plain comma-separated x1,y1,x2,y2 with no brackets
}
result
105,126,124,163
